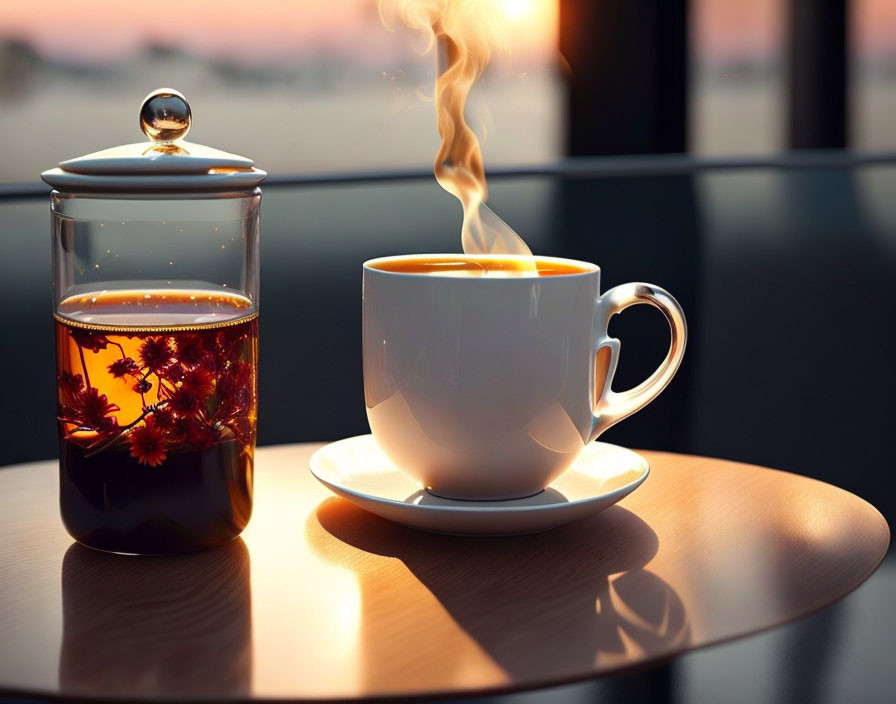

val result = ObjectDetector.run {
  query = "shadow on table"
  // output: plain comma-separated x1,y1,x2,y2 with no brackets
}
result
58,539,253,698
312,498,690,687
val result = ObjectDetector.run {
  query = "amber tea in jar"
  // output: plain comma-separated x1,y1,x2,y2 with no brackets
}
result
43,89,265,554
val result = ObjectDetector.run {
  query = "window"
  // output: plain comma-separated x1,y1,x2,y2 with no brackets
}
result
0,0,560,182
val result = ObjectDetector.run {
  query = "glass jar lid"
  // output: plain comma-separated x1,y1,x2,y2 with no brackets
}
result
41,89,267,193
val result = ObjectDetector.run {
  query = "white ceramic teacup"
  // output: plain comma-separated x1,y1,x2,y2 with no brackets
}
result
362,254,686,500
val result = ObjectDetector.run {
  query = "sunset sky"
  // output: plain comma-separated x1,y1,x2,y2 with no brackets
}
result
0,0,893,175
0,0,896,69
0,0,892,64
695,0,896,58
0,0,556,61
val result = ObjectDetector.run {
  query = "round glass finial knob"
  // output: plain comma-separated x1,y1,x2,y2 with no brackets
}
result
139,88,191,143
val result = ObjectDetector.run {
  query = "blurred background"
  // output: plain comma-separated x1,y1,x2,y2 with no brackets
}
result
0,0,894,177
0,1,894,703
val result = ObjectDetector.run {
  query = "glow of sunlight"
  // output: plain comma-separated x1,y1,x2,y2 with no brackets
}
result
500,0,536,21
511,0,556,54
497,0,557,43
241,468,363,696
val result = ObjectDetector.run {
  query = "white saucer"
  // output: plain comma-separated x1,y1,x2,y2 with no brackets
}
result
309,435,649,536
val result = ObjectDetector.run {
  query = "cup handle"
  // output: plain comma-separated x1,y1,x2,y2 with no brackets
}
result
590,282,687,441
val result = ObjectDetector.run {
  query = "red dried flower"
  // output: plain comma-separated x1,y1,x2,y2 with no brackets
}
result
129,424,167,467
163,362,185,383
150,407,175,430
168,387,202,415
108,357,140,378
217,361,254,418
71,330,109,353
185,419,217,451
169,416,215,450
67,386,120,433
175,334,207,367
58,371,85,406
180,367,214,397
170,416,193,442
139,336,175,373
61,315,255,457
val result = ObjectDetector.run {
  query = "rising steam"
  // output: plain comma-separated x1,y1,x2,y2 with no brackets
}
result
381,0,535,263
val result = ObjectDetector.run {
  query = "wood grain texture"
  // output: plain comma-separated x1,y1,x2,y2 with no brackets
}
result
0,444,888,702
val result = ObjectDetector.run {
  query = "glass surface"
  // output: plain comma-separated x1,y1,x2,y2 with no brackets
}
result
51,192,260,308
50,190,260,553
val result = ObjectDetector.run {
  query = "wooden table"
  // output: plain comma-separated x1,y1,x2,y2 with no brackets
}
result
0,444,888,702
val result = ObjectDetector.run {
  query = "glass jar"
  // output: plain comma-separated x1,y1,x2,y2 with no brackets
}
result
43,89,265,554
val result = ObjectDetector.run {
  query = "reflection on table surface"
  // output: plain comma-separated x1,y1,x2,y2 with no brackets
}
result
59,540,252,697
